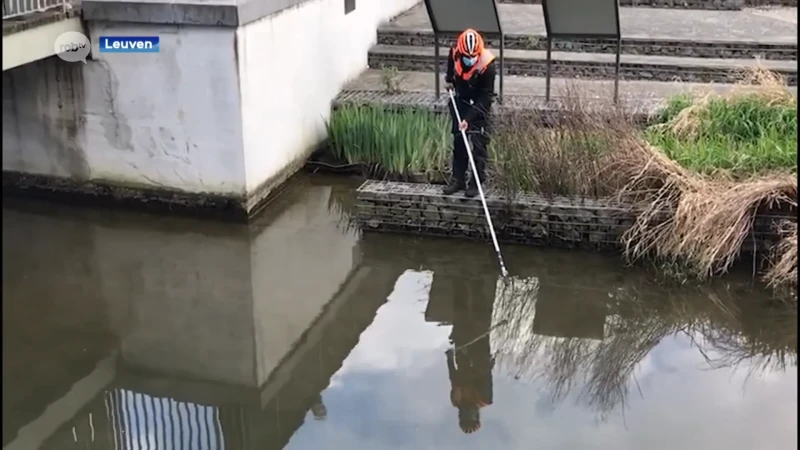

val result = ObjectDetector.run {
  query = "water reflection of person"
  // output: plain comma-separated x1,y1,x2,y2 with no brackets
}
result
445,288,495,434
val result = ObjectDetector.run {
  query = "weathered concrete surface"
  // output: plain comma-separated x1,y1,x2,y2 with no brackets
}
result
335,69,798,117
746,5,799,22
342,68,798,98
368,44,798,84
382,3,798,44
354,180,793,251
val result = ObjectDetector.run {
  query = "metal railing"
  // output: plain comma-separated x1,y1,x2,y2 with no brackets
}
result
2,0,68,20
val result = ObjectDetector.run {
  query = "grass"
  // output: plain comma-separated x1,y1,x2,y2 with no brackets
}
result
323,69,798,292
325,104,449,180
646,94,797,175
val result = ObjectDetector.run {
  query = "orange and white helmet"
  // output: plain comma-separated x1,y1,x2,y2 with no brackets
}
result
456,28,484,57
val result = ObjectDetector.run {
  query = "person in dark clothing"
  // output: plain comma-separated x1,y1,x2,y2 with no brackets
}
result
443,28,498,198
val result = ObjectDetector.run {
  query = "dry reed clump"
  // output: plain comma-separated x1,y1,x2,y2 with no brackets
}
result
763,221,798,294
591,67,799,288
611,134,797,283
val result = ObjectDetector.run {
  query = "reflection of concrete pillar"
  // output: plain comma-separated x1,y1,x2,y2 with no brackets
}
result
91,181,361,389
2,204,117,449
249,262,407,450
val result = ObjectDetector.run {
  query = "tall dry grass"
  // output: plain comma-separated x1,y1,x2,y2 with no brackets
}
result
763,221,798,296
603,69,797,288
488,93,635,198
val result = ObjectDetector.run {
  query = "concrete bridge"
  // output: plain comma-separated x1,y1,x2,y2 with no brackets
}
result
2,0,418,218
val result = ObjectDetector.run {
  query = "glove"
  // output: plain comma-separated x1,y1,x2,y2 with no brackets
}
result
444,81,454,92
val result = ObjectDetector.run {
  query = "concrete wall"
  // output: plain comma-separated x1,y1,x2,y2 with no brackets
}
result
85,23,246,196
3,0,419,213
2,25,246,198
3,58,90,180
237,0,419,202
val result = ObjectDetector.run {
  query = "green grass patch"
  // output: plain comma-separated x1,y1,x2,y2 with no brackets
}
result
645,94,798,176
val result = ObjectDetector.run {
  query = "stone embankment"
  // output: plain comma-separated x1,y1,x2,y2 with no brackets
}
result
354,181,794,252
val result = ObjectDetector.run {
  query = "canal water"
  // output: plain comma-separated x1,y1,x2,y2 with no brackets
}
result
3,174,797,450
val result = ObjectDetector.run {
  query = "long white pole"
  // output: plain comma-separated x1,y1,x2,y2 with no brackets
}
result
448,89,509,278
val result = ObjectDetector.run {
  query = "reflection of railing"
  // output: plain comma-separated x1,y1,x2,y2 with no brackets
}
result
105,389,229,450
42,388,253,450
2,0,67,20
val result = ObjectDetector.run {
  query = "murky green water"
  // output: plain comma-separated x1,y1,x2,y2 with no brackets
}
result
2,175,797,450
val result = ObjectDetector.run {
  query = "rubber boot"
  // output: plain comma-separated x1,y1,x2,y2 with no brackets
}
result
464,183,479,198
465,170,485,198
443,180,465,195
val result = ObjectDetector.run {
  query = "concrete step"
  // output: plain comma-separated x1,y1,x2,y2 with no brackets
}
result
367,45,798,85
334,69,798,120
378,30,797,61
498,0,796,9
379,4,798,60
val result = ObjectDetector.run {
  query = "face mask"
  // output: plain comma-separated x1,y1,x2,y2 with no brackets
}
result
461,55,478,67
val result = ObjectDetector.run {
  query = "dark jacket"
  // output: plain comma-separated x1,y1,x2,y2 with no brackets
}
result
445,45,498,128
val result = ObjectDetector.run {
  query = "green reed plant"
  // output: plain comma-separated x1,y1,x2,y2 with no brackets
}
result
326,105,450,178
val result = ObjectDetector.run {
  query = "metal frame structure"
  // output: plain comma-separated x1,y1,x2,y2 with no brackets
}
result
541,0,622,103
3,0,67,19
421,0,505,103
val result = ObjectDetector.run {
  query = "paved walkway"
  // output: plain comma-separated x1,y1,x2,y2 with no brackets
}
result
345,69,797,98
373,45,797,71
382,3,798,44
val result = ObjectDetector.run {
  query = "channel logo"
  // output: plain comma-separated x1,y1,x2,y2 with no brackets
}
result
99,36,160,53
54,31,90,63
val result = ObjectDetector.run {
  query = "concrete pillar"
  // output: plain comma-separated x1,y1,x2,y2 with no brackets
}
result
2,0,420,217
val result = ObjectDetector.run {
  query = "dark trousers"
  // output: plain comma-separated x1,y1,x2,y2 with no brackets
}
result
449,98,491,186
451,129,490,186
